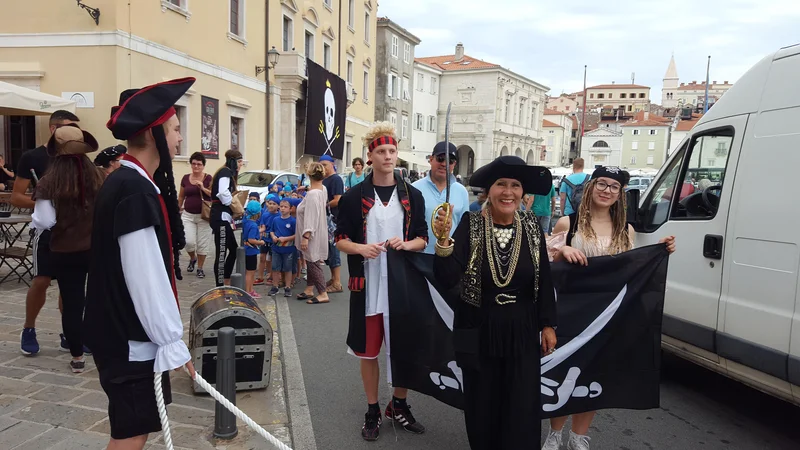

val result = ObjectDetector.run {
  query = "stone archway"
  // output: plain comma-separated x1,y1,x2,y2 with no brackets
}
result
514,147,522,157
500,146,509,157
456,145,475,177
526,149,534,165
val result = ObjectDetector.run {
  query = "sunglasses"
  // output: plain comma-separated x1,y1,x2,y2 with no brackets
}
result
434,154,457,164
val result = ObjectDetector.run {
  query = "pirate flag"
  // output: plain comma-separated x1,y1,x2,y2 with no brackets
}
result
304,59,346,159
386,244,669,417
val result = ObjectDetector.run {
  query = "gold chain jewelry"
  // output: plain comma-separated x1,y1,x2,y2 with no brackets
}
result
485,209,522,288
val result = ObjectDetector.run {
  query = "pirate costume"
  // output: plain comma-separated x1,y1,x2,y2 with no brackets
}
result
84,77,194,440
433,156,557,450
334,133,429,440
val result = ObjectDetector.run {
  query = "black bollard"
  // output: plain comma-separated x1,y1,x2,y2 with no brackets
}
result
214,327,238,439
230,272,244,290
235,246,246,277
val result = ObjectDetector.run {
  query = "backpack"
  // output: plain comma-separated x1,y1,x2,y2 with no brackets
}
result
561,174,590,212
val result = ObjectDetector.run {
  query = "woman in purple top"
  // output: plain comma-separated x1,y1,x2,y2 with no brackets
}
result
178,152,213,278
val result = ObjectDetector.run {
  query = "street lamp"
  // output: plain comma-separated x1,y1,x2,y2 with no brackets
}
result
268,46,280,68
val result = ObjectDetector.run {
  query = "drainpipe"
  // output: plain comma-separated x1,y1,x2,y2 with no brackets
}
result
265,0,271,169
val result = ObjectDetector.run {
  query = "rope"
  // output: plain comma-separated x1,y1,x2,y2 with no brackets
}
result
154,373,174,450
155,369,293,450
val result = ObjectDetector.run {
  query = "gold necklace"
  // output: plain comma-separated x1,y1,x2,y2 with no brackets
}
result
485,210,522,288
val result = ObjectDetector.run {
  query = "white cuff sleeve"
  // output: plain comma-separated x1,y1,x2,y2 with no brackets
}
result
31,199,56,231
119,226,190,373
217,177,232,205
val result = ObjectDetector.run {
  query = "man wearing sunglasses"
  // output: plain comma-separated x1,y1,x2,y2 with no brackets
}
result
412,141,470,254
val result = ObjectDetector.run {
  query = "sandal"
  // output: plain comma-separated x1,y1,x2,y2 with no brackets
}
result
326,279,333,287
307,297,330,304
296,292,314,300
326,283,343,293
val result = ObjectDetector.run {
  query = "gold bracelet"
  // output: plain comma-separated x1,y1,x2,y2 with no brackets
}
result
435,238,455,257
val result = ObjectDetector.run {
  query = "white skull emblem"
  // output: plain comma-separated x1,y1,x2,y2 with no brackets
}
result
324,87,336,141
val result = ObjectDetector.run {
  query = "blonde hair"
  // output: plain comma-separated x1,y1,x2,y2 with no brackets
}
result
575,179,632,255
306,162,325,181
362,121,398,147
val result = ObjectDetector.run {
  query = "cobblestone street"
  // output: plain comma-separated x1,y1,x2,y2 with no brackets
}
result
0,250,292,450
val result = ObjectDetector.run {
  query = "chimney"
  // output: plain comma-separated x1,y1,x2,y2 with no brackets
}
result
612,81,615,84
692,80,696,84
644,112,650,120
724,80,729,84
680,82,685,86
455,42,464,61
713,80,717,84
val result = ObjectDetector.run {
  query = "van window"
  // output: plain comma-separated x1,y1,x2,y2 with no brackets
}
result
641,129,734,230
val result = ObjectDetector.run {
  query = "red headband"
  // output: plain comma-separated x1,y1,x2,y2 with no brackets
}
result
368,135,397,151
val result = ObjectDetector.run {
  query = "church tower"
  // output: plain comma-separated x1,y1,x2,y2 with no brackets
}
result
662,54,679,107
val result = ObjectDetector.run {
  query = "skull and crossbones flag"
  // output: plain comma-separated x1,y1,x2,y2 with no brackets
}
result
304,59,346,159
386,244,669,417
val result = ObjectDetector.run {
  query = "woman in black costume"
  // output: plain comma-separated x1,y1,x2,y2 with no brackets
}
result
433,155,558,449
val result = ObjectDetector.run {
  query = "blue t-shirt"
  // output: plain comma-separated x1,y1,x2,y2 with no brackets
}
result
242,219,261,256
559,173,590,216
469,200,482,212
270,215,297,254
345,172,366,190
533,185,557,217
412,174,471,255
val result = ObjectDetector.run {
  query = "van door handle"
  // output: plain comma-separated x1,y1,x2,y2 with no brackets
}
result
703,234,723,260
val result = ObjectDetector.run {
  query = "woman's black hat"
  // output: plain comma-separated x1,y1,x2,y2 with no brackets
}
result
94,144,127,168
469,156,552,195
106,77,195,140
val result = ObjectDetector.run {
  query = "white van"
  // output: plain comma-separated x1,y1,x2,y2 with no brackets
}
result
630,43,800,406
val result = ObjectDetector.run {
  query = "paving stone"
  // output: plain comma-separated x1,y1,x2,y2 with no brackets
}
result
28,372,85,386
0,395,33,415
71,391,109,410
6,427,74,450
47,432,111,449
5,354,76,373
0,419,52,448
163,404,216,427
0,366,34,379
87,417,110,434
30,385,85,403
154,425,215,449
11,402,107,431
171,391,215,411
0,377,46,396
79,379,104,391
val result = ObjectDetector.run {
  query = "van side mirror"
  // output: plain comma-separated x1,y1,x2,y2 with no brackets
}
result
625,189,641,228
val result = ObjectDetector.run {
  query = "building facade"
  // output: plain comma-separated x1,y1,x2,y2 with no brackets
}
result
575,84,651,114
581,127,623,168
373,17,420,154
542,109,572,167
619,113,671,169
546,94,579,113
0,0,379,183
411,61,442,157
416,43,548,179
661,54,733,110
272,0,377,173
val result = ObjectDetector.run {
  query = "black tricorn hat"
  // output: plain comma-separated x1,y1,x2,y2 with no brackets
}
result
106,77,196,140
469,155,552,195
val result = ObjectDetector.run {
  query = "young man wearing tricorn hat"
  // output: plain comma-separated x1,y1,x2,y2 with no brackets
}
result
83,77,195,449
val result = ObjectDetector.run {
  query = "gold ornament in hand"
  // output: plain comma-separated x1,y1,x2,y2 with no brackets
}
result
432,203,453,241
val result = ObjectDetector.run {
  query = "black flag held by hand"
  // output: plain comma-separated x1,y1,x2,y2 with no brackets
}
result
386,244,669,417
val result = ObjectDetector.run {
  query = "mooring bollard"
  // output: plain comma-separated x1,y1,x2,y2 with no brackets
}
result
214,327,238,439
230,272,244,290
235,246,246,277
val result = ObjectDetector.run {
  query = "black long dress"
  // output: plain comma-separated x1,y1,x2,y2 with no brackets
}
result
434,211,557,450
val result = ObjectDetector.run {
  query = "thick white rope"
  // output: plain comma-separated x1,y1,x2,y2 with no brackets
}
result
154,373,174,450
155,369,293,450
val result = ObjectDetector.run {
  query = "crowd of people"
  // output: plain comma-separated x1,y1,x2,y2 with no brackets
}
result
8,78,677,449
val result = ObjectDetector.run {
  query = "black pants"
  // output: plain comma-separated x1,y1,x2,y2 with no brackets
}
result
52,251,90,357
461,353,541,450
212,220,237,286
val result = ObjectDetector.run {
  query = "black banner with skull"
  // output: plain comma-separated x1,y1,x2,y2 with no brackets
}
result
304,59,346,159
386,244,669,417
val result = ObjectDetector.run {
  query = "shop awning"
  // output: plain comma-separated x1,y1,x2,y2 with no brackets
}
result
398,151,431,168
0,81,76,116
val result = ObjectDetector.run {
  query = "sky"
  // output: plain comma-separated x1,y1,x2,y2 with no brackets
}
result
377,0,800,102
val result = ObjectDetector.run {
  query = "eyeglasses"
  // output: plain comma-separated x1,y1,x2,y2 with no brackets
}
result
595,180,621,194
434,154,457,164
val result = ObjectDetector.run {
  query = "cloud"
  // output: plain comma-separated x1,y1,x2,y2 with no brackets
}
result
379,0,798,102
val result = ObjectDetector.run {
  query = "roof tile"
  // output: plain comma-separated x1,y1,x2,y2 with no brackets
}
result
415,54,500,71
542,119,562,128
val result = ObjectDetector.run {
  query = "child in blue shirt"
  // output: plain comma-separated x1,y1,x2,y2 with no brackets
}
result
257,194,281,286
269,199,297,297
242,200,266,299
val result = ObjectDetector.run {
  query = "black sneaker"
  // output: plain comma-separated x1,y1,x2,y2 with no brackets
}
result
362,409,382,441
187,259,196,273
385,403,425,434
70,358,86,373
